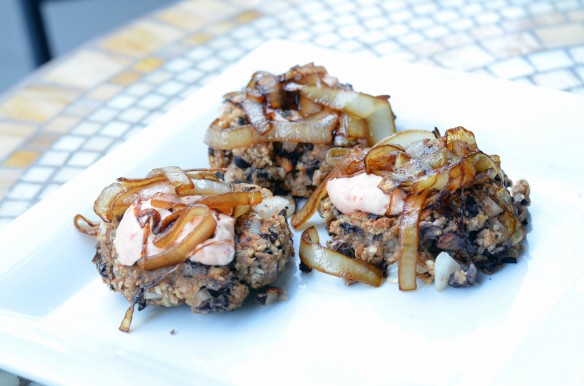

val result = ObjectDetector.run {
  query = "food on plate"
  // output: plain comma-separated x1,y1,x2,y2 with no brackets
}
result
205,63,396,197
74,166,294,331
292,127,530,291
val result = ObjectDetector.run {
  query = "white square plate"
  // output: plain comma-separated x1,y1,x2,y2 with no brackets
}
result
1,40,583,386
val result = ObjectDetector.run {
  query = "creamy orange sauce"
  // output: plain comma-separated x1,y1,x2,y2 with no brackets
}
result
326,173,405,216
113,200,235,266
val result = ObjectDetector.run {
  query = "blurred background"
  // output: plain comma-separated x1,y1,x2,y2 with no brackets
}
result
0,0,175,92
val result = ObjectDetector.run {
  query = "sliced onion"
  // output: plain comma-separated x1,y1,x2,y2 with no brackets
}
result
299,85,395,145
299,226,383,287
205,124,262,150
94,182,128,222
180,179,232,196
252,196,289,219
325,147,351,166
147,166,194,195
242,99,272,135
396,191,428,290
342,113,368,138
364,144,405,174
139,204,217,271
73,214,100,236
196,191,262,209
232,204,251,219
374,129,435,149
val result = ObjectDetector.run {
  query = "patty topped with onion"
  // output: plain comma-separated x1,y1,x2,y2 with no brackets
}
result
74,167,294,331
291,127,530,291
206,63,396,197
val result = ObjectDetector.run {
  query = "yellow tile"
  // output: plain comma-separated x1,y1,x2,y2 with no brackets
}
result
156,0,238,31
185,32,212,46
111,71,141,86
0,167,22,199
99,20,182,57
235,10,262,23
44,115,80,134
43,49,129,90
535,23,584,48
0,122,36,158
2,150,39,167
207,20,239,36
134,57,163,73
88,84,122,101
27,132,60,149
0,85,79,124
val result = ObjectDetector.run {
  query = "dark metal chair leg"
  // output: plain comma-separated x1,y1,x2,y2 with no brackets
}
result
19,0,52,67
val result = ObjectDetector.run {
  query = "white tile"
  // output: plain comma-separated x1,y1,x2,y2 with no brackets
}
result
83,136,114,151
390,9,413,23
366,16,390,30
67,151,100,167
501,6,526,19
424,25,450,39
208,36,235,50
118,107,149,123
252,18,277,30
556,0,580,11
434,45,495,71
180,85,199,99
528,2,553,15
72,121,101,136
488,57,535,79
138,94,167,109
7,182,42,200
412,2,438,15
101,121,130,137
385,50,417,62
315,32,342,47
186,46,213,61
399,32,426,45
528,49,573,71
160,98,181,113
339,24,366,39
197,57,225,72
372,40,401,55
88,107,117,123
145,70,172,85
569,45,584,64
165,58,192,73
218,47,245,61
21,166,55,182
434,9,459,23
0,200,30,217
142,111,164,125
568,86,584,96
126,82,154,97
384,23,409,37
509,77,535,86
532,69,582,90
450,18,474,31
409,17,434,30
336,39,364,52
157,81,185,96
307,9,332,23
310,22,335,34
107,94,136,110
38,183,62,200
357,5,381,19
334,1,357,14
359,30,386,44
177,68,204,83
475,12,501,25
52,166,83,183
380,0,406,12
230,25,255,39
123,127,143,140
461,3,483,16
38,150,69,166
53,135,85,151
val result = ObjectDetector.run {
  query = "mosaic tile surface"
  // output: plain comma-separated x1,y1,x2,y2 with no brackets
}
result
2,0,584,231
3,0,584,382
